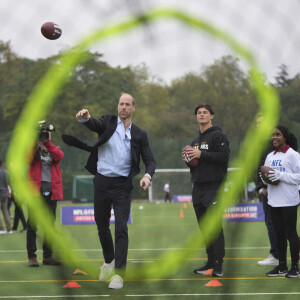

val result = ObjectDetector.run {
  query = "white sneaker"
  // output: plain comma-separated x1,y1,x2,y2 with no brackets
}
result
6,231,13,234
0,230,6,234
99,259,115,281
108,275,123,289
258,254,279,266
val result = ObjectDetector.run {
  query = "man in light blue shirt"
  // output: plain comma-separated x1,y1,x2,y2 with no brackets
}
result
75,93,155,289
96,117,132,177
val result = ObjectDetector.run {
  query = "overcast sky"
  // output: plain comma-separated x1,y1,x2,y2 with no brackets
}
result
1,0,300,84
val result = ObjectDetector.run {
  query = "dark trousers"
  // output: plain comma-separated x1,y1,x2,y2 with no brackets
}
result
193,202,225,266
93,173,132,273
270,205,299,267
260,193,278,258
7,197,12,216
12,200,27,231
164,192,170,202
26,194,57,259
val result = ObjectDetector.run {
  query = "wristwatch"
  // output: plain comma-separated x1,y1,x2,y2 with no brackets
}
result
144,173,152,181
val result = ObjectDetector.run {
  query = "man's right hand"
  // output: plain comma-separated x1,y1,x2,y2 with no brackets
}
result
75,109,91,119
37,141,47,151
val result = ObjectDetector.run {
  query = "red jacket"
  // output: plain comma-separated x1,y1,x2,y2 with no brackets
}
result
28,141,64,200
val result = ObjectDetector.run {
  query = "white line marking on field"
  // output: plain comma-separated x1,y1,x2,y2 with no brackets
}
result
0,246,269,253
2,292,300,298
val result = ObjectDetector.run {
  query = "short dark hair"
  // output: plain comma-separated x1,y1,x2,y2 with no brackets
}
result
194,104,214,115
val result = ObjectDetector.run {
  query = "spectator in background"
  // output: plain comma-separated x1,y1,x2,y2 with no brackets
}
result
0,159,13,234
7,189,13,218
255,113,279,267
9,185,27,233
247,181,256,201
26,129,64,267
164,181,171,202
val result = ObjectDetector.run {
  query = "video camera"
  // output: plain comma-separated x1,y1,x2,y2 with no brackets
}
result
38,120,55,142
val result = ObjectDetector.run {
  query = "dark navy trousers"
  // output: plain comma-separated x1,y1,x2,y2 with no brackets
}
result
93,173,132,273
26,194,57,259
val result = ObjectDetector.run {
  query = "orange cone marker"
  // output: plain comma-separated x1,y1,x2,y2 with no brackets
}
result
183,202,187,209
205,280,223,287
179,209,184,218
73,269,88,275
63,281,81,288
203,268,213,275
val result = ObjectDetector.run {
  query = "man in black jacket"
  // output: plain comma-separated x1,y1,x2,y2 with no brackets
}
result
182,104,230,277
74,93,155,289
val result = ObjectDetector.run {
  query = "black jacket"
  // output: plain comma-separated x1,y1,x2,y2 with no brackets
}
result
62,114,156,179
189,126,230,188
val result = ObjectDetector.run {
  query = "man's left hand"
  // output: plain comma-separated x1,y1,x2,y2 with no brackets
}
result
140,176,151,191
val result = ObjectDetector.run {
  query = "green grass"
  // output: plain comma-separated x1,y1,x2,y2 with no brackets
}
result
1,202,300,299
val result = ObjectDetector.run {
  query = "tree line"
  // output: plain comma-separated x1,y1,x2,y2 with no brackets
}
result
0,40,299,199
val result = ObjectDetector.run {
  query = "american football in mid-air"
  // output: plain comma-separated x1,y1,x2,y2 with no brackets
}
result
41,22,62,40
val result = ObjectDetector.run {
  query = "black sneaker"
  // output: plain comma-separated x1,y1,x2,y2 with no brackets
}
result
266,265,288,277
212,263,224,277
285,265,300,278
43,257,61,266
194,262,213,274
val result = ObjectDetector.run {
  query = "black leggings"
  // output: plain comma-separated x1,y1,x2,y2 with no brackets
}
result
270,205,299,267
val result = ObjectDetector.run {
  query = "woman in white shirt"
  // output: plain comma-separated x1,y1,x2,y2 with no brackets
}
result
262,125,300,278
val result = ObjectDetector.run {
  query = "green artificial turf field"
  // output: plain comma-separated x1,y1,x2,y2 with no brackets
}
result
1,201,300,299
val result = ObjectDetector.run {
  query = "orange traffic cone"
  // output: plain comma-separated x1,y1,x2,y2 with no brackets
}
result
183,202,187,209
73,269,88,275
179,209,184,218
205,280,223,287
203,269,213,275
63,281,81,288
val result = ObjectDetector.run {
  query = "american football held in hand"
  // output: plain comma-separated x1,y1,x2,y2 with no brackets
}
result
41,22,62,40
260,166,280,185
184,145,199,167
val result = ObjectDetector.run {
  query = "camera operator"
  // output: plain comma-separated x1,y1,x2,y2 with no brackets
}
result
26,124,64,267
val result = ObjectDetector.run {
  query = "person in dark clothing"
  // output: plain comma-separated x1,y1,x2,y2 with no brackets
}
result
182,104,230,277
0,159,12,234
256,149,279,265
7,193,13,218
164,181,171,202
255,114,279,266
10,188,27,233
